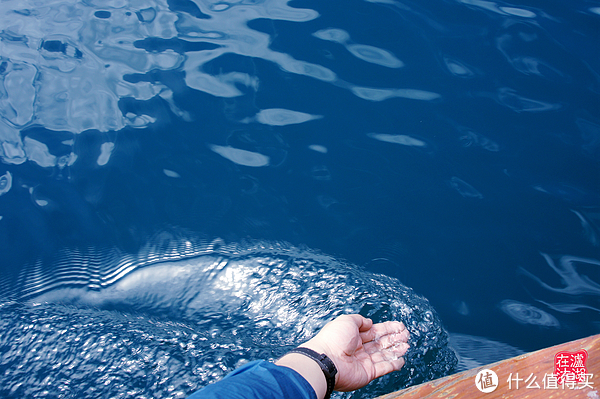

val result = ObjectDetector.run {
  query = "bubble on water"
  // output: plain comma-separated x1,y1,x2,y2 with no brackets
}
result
499,300,560,327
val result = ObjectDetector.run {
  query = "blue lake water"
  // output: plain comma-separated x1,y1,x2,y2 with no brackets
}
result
0,0,599,397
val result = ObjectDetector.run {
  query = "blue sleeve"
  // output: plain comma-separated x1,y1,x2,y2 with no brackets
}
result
186,360,317,399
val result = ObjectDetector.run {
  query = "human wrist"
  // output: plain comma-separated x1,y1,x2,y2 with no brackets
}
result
300,339,339,385
276,352,328,399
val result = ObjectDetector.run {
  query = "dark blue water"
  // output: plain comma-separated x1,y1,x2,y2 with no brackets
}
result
0,0,599,397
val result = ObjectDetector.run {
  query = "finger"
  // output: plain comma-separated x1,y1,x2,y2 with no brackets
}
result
360,320,408,343
358,316,373,332
366,341,410,362
340,314,372,332
373,356,406,378
363,333,410,354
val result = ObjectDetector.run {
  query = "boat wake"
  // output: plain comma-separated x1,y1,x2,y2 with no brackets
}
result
0,234,457,398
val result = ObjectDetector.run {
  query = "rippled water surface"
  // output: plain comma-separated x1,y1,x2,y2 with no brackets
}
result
0,0,599,398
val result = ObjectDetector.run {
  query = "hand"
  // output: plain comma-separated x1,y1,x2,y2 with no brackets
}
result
302,314,410,392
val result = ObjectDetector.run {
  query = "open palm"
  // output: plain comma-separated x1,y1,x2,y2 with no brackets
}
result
303,314,410,392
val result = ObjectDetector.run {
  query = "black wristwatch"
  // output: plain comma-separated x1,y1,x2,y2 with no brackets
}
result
288,347,338,399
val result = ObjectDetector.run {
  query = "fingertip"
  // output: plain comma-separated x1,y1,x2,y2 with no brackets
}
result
395,356,406,371
399,341,410,354
351,314,372,331
374,356,406,378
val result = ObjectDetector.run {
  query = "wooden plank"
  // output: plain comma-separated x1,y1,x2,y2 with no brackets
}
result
377,334,600,399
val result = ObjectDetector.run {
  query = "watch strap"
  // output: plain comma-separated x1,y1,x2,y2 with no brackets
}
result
288,347,337,399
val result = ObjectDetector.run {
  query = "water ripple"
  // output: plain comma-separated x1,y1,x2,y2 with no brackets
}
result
518,254,600,317
499,299,560,328
1,236,456,398
313,28,404,68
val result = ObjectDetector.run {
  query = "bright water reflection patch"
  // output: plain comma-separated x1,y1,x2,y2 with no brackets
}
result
249,108,322,126
313,28,404,68
368,133,427,147
459,0,536,17
0,0,598,396
499,300,560,328
0,0,444,167
0,171,11,196
209,144,270,167
448,176,483,199
518,254,600,318
0,238,457,399
351,87,441,102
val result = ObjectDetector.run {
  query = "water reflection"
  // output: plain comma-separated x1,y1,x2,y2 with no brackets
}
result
499,299,560,328
459,0,537,18
350,87,441,102
368,133,427,147
448,176,483,199
0,0,445,168
0,0,597,396
0,237,457,398
519,254,600,316
0,0,316,150
443,57,476,77
495,88,561,112
458,129,500,151
209,144,270,167
247,108,322,126
308,144,328,154
0,171,12,196
313,28,404,68
0,0,183,165
449,333,524,371
97,142,115,166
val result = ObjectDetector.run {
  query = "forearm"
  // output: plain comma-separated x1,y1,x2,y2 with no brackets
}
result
189,314,409,399
188,360,317,399
276,352,328,399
